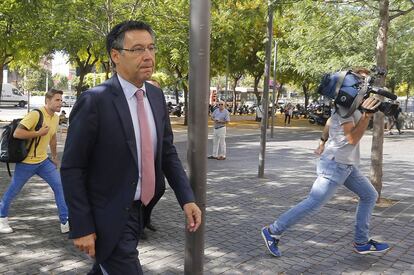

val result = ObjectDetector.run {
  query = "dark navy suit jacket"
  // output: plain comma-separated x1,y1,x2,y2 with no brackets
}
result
61,75,195,263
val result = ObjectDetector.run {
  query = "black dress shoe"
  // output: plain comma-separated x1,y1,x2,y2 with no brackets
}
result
146,223,157,232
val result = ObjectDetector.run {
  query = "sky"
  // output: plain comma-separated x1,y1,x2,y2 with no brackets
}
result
52,51,70,77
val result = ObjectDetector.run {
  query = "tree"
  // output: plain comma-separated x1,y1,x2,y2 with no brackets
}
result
368,0,414,197
275,0,413,197
0,1,55,97
145,0,191,124
21,67,53,92
53,0,146,97
274,1,376,114
387,10,414,109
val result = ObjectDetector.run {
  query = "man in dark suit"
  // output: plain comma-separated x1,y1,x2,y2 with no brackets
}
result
61,20,202,274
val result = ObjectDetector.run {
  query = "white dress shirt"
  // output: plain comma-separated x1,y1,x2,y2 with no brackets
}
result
117,74,157,201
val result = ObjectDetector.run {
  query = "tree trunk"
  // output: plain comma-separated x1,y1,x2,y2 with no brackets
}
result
302,82,310,113
406,84,410,111
174,67,187,125
76,68,87,97
102,61,111,80
174,85,179,106
253,74,262,105
276,83,283,105
232,78,238,115
370,0,389,198
183,82,189,126
75,58,98,97
0,63,4,99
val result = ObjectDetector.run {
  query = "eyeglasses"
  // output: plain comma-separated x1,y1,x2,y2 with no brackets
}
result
116,45,157,55
219,104,224,106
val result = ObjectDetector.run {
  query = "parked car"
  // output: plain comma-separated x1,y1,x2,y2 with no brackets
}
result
62,95,77,107
0,83,27,107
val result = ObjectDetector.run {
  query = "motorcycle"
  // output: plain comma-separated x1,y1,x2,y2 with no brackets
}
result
308,112,328,126
172,104,183,117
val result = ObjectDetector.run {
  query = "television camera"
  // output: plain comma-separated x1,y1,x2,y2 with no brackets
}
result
317,67,398,118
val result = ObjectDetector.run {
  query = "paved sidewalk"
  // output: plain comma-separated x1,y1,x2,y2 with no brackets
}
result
0,123,413,274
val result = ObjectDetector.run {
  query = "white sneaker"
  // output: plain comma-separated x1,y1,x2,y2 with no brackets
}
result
0,217,13,233
60,221,69,234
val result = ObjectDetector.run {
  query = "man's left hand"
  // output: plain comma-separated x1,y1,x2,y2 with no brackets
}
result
183,202,202,232
314,143,325,155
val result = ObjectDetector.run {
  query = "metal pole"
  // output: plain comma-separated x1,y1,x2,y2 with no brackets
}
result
45,72,49,93
27,91,30,113
258,1,274,178
185,0,210,274
225,49,229,102
270,41,278,138
25,69,30,113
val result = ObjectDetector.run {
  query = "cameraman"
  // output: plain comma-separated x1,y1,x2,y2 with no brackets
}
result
261,96,389,257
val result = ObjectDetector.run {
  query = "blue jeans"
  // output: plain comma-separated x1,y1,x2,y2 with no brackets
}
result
270,157,378,243
0,158,68,224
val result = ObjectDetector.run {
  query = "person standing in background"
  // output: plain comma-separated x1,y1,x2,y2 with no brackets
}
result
208,101,230,160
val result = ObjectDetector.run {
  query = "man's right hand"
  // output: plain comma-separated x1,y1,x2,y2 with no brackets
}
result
37,125,50,136
360,97,381,118
73,233,97,258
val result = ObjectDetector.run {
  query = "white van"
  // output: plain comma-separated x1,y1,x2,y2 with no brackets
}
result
0,83,27,107
62,95,77,107
164,95,177,106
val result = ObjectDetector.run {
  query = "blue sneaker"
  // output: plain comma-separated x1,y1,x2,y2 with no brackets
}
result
354,239,389,254
261,226,281,257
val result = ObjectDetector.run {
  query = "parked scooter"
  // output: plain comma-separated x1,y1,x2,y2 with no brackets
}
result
308,112,329,126
172,104,183,117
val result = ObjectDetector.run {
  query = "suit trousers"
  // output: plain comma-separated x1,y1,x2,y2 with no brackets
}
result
88,201,144,275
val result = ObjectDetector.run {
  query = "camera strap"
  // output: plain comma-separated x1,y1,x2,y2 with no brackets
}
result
334,71,348,98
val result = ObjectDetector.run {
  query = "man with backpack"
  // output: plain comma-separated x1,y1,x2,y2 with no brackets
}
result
0,88,69,234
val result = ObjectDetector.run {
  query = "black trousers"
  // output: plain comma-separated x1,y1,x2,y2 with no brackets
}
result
88,201,144,275
284,114,291,124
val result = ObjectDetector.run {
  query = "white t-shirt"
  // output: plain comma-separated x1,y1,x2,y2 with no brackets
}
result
322,110,362,166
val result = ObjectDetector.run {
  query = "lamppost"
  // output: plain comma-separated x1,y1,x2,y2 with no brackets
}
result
185,0,211,274
258,0,275,178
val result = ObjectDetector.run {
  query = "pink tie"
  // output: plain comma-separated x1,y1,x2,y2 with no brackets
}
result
135,89,155,206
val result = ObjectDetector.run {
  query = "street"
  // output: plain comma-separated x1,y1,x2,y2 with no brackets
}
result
0,118,413,274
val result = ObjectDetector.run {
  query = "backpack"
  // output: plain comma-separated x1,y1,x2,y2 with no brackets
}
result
0,109,44,176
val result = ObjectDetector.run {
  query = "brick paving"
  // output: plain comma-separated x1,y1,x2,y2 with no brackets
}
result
0,120,413,274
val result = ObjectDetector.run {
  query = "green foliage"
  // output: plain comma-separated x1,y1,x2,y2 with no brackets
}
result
2,0,413,100
53,74,69,91
277,1,376,88
387,9,414,96
23,68,53,92
0,0,59,93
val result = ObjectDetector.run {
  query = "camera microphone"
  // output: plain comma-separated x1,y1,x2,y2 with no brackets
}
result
370,87,397,100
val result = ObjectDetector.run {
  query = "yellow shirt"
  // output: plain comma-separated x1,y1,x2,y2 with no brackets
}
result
19,107,58,164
